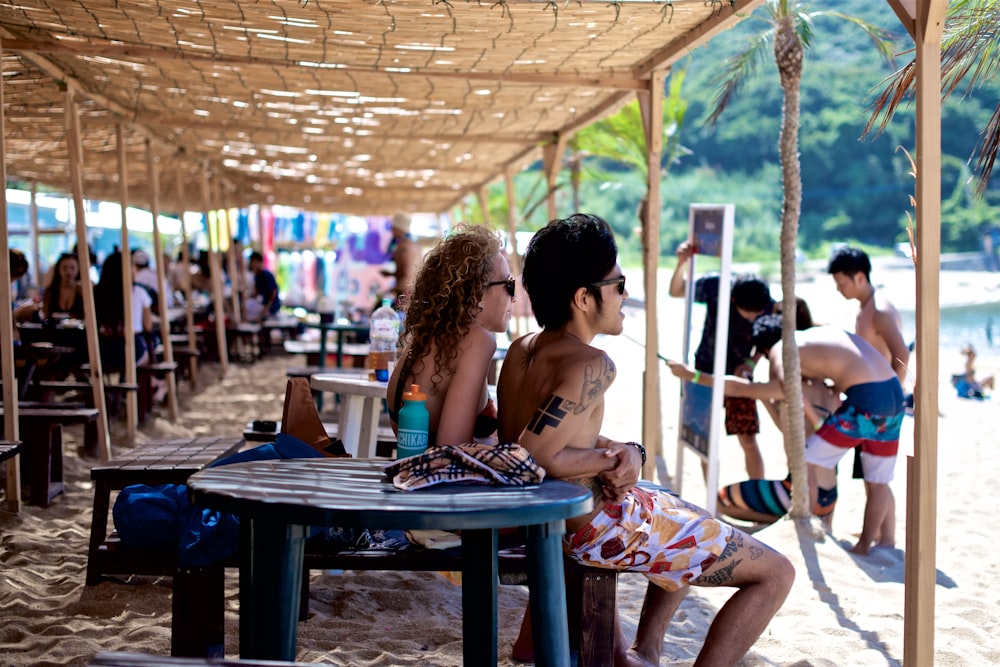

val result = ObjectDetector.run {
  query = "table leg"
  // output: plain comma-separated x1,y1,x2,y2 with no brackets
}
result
357,397,381,458
239,518,307,660
526,520,571,667
462,528,498,666
337,395,367,457
316,324,329,411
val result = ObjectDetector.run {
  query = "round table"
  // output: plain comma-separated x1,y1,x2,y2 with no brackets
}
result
188,457,593,667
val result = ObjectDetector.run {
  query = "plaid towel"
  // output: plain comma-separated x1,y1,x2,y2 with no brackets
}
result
385,442,545,491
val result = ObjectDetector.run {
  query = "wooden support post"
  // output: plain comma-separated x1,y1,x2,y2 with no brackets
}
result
503,168,523,338
0,40,23,511
116,124,138,441
202,165,229,376
65,88,111,463
176,165,199,389
542,133,568,222
903,1,946,664
146,140,179,420
637,72,665,482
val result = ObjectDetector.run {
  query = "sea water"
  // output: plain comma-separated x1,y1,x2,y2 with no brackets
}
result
899,302,1000,354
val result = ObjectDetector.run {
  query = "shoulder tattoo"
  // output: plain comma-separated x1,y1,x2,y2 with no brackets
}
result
573,355,615,415
527,394,578,435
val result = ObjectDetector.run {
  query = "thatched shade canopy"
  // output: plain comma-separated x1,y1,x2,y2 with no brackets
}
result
0,0,763,214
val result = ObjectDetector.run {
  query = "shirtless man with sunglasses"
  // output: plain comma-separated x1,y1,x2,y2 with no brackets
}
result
498,213,793,667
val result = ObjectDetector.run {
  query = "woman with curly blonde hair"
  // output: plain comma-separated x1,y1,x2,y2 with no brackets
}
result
387,224,515,446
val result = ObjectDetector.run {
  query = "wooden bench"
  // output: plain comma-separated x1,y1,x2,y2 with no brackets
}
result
86,436,247,586
89,651,323,666
157,343,201,389
166,540,615,664
1,440,24,511
0,406,99,506
227,323,262,363
90,477,614,663
0,440,23,463
137,362,179,419
260,317,301,355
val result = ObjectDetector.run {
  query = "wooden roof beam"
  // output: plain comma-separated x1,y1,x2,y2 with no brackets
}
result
0,38,648,91
636,0,768,78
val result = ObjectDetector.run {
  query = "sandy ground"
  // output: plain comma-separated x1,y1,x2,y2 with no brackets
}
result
1,265,998,666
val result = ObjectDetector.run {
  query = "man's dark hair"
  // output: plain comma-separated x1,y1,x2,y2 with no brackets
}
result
827,245,871,282
731,274,772,312
249,251,264,264
522,213,618,329
751,314,784,353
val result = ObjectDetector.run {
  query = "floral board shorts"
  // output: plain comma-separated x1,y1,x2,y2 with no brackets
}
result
564,485,733,592
724,396,759,436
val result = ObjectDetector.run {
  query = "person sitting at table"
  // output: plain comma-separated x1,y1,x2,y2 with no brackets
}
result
10,248,42,326
95,251,167,401
40,253,85,321
386,224,515,446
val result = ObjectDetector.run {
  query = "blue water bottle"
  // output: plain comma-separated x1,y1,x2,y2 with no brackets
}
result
396,384,429,459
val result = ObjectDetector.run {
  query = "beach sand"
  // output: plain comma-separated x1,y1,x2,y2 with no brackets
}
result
2,266,999,666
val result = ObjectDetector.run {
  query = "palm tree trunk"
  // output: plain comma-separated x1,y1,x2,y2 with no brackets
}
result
774,14,809,519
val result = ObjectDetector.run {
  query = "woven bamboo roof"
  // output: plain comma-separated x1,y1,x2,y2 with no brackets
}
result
0,0,764,216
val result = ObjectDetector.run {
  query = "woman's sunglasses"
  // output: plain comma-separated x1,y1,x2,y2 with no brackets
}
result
588,275,626,295
487,276,516,298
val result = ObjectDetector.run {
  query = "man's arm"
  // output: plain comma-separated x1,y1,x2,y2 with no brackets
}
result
668,241,695,298
665,359,786,401
515,352,639,486
436,328,496,446
874,309,910,385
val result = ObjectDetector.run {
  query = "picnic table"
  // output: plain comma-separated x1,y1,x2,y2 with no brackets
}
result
187,458,593,666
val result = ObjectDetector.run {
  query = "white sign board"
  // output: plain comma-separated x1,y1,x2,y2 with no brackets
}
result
675,204,735,515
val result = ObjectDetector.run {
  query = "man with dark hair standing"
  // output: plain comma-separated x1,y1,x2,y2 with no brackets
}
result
248,251,281,319
827,246,909,385
669,240,773,478
499,213,793,667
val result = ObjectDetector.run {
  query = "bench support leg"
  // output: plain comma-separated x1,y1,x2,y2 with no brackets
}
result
172,565,226,657
462,529,498,666
22,423,63,507
577,567,617,667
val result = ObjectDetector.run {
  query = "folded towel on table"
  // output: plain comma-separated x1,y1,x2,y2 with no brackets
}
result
384,442,545,491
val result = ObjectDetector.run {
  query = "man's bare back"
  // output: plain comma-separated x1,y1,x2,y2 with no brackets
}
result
498,330,613,531
777,326,897,393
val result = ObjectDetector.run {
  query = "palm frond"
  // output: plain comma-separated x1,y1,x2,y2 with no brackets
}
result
811,11,897,67
865,0,998,192
706,28,776,127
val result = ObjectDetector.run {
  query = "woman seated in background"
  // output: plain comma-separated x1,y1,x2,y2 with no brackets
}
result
953,344,994,399
41,253,85,321
94,250,154,368
386,224,515,446
95,251,168,402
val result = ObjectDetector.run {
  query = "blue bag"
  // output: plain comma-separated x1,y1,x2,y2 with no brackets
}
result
113,433,324,567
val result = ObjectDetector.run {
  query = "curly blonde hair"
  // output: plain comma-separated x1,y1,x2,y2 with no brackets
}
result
400,224,502,394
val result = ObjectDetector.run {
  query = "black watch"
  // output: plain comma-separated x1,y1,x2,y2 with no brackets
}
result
626,441,646,466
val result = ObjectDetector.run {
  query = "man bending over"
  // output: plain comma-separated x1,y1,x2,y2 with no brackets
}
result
668,315,905,555
498,214,793,667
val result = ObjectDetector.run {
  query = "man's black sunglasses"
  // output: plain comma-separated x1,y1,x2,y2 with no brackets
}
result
588,275,626,295
487,276,516,298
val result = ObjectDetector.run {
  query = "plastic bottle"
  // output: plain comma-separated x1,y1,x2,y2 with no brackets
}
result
396,384,430,458
367,297,399,382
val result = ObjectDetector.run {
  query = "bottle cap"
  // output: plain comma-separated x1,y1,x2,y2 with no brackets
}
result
382,297,393,308
402,383,427,401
